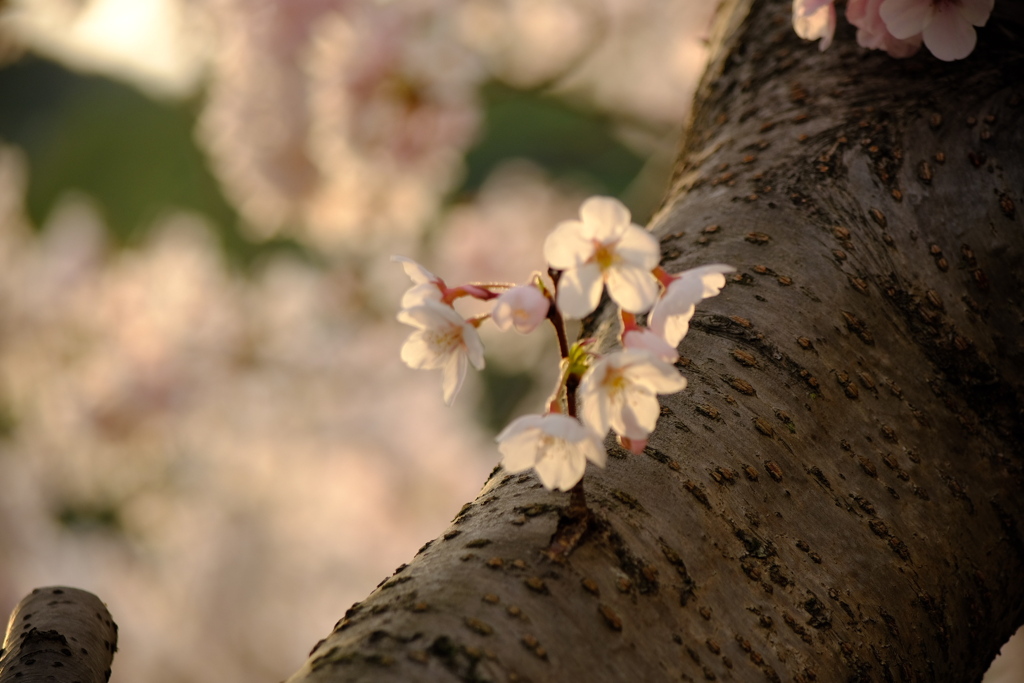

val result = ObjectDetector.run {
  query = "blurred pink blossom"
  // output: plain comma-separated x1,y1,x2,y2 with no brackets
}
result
847,0,924,58
879,0,993,61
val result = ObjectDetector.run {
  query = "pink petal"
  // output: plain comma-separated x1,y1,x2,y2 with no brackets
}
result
958,0,994,26
879,0,931,39
924,4,977,60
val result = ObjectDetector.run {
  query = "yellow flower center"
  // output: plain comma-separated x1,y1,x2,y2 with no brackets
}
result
592,239,618,271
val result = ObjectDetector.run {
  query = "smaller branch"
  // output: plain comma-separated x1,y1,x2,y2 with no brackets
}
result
0,586,117,683
546,269,571,361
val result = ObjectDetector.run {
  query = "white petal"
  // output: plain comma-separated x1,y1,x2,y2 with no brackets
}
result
391,255,437,285
615,225,660,270
579,433,607,468
613,389,659,439
579,196,630,241
792,0,836,49
579,375,612,436
396,306,431,331
650,302,695,348
959,0,993,26
498,434,542,474
539,413,587,440
401,281,442,308
623,328,679,363
793,0,834,20
400,331,447,370
557,262,604,319
496,413,546,441
544,220,592,270
605,264,660,314
879,0,931,39
535,439,586,491
621,351,688,394
647,265,732,347
442,351,468,405
397,300,463,330
923,3,977,60
463,325,486,370
681,263,735,297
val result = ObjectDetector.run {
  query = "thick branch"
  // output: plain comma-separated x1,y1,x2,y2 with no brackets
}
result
0,587,118,683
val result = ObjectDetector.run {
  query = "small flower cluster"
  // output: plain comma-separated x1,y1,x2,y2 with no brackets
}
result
792,0,994,61
395,196,733,491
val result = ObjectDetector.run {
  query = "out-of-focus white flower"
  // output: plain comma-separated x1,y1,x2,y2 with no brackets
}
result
649,264,734,348
392,254,445,307
792,0,837,50
398,300,484,405
578,349,687,442
496,412,606,490
491,284,549,334
879,0,992,61
543,196,659,319
622,327,678,363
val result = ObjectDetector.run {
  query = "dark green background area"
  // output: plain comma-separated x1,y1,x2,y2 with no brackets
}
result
0,57,649,263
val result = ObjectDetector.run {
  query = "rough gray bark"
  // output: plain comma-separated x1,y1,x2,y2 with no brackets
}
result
284,1,1024,682
0,587,117,683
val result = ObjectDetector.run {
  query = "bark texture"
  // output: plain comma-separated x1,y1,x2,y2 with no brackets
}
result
285,2,1024,682
0,586,117,683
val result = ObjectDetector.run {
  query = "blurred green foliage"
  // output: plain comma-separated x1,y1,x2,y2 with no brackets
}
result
55,499,123,534
0,56,305,267
460,81,647,212
0,57,648,261
476,364,536,433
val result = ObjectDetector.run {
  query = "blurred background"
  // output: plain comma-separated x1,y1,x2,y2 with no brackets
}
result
0,1,1018,682
0,1,714,681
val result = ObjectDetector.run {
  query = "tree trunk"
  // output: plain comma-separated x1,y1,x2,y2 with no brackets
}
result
282,1,1024,681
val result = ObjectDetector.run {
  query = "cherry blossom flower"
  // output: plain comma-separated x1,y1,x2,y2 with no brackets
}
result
879,0,993,61
649,264,735,348
847,0,923,58
543,196,660,319
491,284,550,334
397,299,484,405
792,0,837,50
496,412,606,490
578,349,687,444
393,254,445,307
